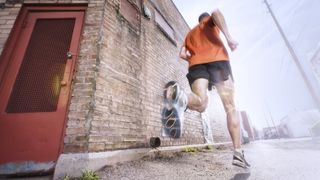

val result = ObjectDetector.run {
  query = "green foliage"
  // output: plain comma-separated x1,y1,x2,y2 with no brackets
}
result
63,176,70,180
80,170,100,180
206,145,215,151
183,147,199,154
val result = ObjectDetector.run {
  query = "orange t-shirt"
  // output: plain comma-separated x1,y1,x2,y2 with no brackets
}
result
184,16,229,68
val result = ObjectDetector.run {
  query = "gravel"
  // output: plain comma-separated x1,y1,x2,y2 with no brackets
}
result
97,147,249,180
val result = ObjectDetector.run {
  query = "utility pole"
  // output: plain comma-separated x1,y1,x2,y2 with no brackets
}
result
265,101,280,138
310,46,320,63
309,46,320,82
263,0,320,110
263,111,271,139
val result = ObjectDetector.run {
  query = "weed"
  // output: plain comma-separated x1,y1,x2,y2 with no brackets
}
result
80,170,100,180
183,147,199,154
206,145,215,151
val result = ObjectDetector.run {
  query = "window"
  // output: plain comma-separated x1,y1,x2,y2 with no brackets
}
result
154,9,176,45
120,0,141,31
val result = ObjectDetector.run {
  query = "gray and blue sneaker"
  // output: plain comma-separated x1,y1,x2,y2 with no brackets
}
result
162,81,188,138
232,150,251,169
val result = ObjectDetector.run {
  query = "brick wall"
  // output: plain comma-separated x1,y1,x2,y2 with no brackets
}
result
0,4,21,53
62,0,105,152
88,0,205,151
0,0,231,153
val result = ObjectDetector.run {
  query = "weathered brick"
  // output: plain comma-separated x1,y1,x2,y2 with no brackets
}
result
63,143,87,153
0,20,6,25
5,20,15,25
39,0,58,3
0,24,13,29
0,15,18,20
0,12,10,16
88,143,105,151
66,127,87,135
23,0,40,3
71,0,88,3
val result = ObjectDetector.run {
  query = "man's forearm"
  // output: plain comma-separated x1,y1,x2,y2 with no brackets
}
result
211,9,233,42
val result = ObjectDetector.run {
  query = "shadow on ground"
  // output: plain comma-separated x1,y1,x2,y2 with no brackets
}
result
230,172,251,180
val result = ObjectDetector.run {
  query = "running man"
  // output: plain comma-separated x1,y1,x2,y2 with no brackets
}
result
167,9,250,168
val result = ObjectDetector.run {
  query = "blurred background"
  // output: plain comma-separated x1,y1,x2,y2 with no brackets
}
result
173,0,320,140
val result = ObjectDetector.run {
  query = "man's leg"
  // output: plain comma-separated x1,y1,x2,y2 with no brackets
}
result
215,79,250,168
187,78,209,113
215,79,241,149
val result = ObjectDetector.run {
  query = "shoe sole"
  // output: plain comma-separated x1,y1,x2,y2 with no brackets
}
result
232,161,248,169
162,81,183,138
161,107,181,138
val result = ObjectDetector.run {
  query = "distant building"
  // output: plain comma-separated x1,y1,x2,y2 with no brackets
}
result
278,109,320,138
310,121,320,137
263,127,278,139
253,127,262,140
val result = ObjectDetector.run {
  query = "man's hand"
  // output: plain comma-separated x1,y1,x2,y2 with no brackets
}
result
227,39,238,51
180,46,192,60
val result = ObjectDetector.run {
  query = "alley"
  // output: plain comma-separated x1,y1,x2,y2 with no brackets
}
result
98,138,320,180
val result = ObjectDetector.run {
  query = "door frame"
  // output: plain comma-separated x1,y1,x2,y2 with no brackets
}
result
0,5,86,174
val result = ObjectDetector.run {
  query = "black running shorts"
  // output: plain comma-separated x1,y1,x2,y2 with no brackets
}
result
186,61,233,90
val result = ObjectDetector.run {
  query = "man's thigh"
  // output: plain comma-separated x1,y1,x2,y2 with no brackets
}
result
191,78,209,99
215,78,235,112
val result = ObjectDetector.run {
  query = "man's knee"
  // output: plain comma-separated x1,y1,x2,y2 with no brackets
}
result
219,92,236,114
194,96,208,113
198,103,208,113
224,102,236,114
201,95,209,110
216,81,234,103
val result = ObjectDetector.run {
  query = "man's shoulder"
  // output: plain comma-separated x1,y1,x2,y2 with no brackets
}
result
190,23,200,30
203,17,216,28
188,20,214,34
188,24,201,34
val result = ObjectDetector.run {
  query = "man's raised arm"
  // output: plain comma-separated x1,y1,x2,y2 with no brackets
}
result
211,9,238,51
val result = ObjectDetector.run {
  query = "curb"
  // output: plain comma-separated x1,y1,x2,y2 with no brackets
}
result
53,142,232,179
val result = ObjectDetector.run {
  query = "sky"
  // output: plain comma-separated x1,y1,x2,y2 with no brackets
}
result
172,0,320,129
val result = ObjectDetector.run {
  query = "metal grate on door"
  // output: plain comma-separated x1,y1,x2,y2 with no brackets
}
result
6,19,75,113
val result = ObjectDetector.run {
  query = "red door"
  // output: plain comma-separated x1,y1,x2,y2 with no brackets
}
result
0,7,84,166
